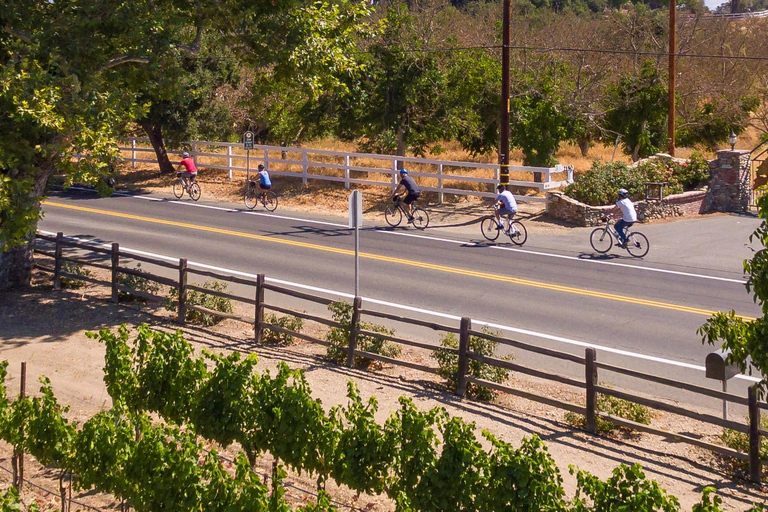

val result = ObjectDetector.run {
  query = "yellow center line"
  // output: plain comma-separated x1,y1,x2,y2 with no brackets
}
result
44,201,751,320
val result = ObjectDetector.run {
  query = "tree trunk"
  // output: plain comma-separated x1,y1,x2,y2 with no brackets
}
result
141,121,175,175
578,138,590,158
0,242,35,291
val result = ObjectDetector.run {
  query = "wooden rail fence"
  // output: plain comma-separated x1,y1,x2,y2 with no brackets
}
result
34,232,767,483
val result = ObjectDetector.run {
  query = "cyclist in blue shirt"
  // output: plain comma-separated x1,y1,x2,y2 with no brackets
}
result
392,169,421,223
257,164,271,201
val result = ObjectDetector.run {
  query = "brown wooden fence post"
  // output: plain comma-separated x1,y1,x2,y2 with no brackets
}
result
255,274,265,343
111,243,120,303
585,348,598,434
346,296,362,368
749,384,761,484
53,232,63,290
12,362,26,491
456,317,471,397
177,259,188,324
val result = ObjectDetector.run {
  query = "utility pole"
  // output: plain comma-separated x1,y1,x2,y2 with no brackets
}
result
500,0,510,185
668,0,676,157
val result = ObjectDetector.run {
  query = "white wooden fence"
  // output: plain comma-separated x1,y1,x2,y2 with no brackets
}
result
122,138,574,203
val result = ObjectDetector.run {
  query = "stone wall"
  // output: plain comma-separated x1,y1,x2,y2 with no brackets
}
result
546,190,707,227
705,149,751,213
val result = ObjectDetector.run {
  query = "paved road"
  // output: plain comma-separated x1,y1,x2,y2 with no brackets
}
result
39,190,763,411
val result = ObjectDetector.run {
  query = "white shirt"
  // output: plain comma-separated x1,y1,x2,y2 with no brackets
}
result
497,190,518,212
616,197,637,222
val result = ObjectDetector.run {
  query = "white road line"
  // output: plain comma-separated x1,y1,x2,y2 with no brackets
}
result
38,230,759,383
59,188,749,282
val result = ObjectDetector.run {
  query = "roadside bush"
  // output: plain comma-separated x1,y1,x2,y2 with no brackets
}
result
564,153,710,206
570,463,680,511
720,415,768,463
262,312,304,345
325,300,401,369
433,326,510,401
117,263,160,302
166,280,233,326
60,261,91,289
565,393,652,434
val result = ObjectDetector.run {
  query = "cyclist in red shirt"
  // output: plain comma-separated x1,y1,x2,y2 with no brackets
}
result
176,151,198,188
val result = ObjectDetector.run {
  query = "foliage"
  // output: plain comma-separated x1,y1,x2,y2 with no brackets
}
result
60,261,92,289
263,312,304,345
699,192,768,393
434,326,510,400
117,263,160,302
570,463,680,511
565,393,652,434
325,300,401,368
166,280,233,326
693,487,725,512
720,415,768,462
0,487,39,511
564,154,710,206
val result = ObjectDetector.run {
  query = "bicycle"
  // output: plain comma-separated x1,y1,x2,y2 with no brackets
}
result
173,173,201,201
244,181,278,212
590,217,649,258
480,206,528,245
385,196,429,230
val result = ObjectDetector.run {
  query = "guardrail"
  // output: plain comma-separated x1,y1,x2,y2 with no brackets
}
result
34,231,766,483
121,138,574,203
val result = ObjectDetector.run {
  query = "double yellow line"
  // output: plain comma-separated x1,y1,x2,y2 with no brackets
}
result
44,201,747,319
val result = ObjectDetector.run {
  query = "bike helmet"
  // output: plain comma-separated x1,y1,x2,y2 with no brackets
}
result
497,184,506,192
182,151,190,158
618,188,629,197
258,164,265,171
399,169,408,175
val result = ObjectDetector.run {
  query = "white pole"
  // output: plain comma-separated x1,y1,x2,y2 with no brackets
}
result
227,145,233,179
355,224,359,297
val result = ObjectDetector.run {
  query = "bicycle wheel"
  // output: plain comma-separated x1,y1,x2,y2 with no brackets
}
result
508,221,527,246
385,204,402,227
411,207,429,230
244,188,258,209
626,231,649,258
263,191,278,211
189,182,201,201
481,217,501,241
590,227,613,253
172,179,184,199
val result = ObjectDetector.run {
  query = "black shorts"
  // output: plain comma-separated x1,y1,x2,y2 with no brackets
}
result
403,193,420,205
259,184,271,190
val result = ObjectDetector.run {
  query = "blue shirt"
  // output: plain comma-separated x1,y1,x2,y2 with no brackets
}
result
259,170,271,186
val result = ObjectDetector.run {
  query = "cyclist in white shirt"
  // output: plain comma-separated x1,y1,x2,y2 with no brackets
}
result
494,184,518,231
610,188,637,247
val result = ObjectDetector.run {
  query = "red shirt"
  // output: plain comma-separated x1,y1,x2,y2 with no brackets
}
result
180,157,198,174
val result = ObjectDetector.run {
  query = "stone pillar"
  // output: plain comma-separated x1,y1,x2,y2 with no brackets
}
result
706,150,751,213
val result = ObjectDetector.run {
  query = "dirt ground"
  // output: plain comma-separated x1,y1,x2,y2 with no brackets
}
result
2,167,765,510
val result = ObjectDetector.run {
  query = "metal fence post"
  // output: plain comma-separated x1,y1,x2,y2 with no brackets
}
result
255,274,265,343
53,232,63,290
585,348,598,433
302,151,308,186
346,296,362,368
749,385,762,484
131,139,136,170
177,259,187,324
456,317,471,397
345,155,350,190
111,243,119,303
227,145,233,179
437,164,444,204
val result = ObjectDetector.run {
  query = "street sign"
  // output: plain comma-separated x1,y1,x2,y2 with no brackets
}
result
243,131,254,150
348,190,363,228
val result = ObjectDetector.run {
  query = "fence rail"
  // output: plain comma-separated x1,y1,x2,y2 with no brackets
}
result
119,137,574,203
34,231,766,483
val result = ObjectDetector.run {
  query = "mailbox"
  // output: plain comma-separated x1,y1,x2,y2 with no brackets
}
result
705,349,740,381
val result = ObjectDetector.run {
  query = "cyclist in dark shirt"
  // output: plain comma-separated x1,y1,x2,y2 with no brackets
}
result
392,169,421,222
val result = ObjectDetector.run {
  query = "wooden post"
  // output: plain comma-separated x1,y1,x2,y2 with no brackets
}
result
227,145,233,179
13,362,26,491
302,152,308,186
111,243,120,303
344,155,350,190
177,259,187,324
749,384,761,484
53,232,63,290
585,348,598,434
131,139,136,170
437,163,444,204
255,274,265,343
456,317,471,397
346,296,362,368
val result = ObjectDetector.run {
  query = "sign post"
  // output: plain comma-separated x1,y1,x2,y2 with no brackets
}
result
243,131,254,181
348,190,363,297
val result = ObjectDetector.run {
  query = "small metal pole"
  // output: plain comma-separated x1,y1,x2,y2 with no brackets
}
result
255,274,265,343
456,318,471,397
14,362,26,491
722,379,728,421
346,296,362,368
111,243,119,304
53,232,63,290
354,224,359,297
177,259,187,324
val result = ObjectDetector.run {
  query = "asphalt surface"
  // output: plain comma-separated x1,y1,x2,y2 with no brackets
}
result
39,189,764,411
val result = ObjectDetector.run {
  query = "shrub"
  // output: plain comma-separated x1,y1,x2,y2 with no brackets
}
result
166,280,233,326
262,313,304,345
325,300,401,369
720,415,768,463
570,463,680,511
60,261,91,289
117,263,160,302
433,327,510,401
565,393,652,434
